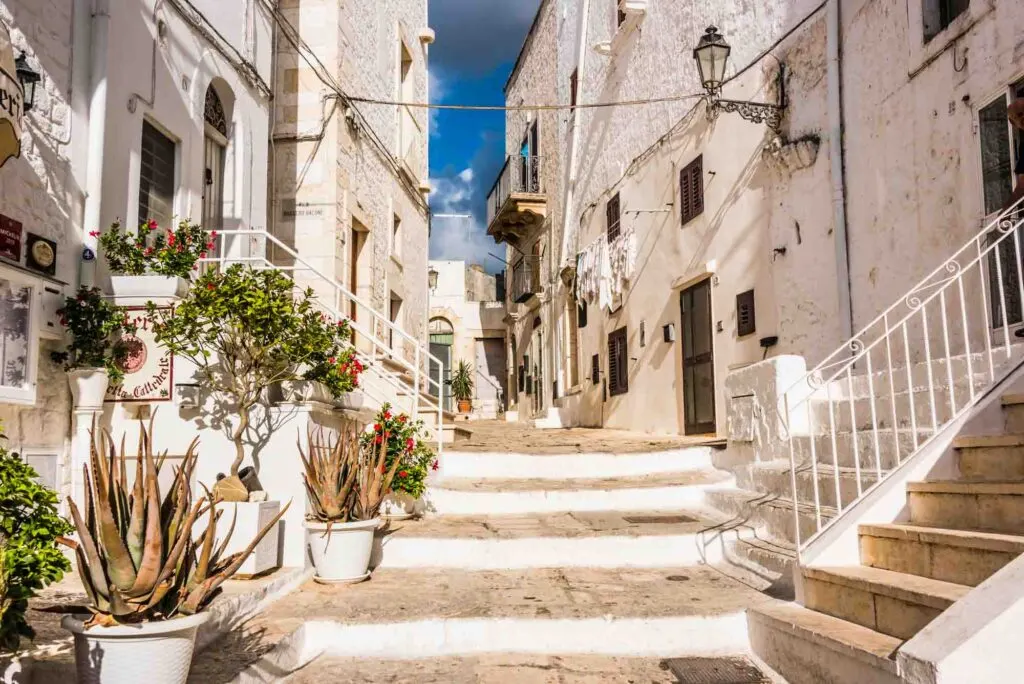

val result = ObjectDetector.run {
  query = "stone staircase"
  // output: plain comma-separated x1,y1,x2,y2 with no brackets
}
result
213,441,788,680
744,390,1024,683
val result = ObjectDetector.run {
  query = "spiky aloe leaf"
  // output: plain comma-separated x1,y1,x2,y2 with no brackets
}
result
68,494,110,603
126,435,164,598
125,433,147,571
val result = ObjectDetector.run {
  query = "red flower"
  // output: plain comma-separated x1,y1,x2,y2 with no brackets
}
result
405,437,414,451
384,410,392,420
211,230,218,237
373,423,381,432
147,219,158,231
144,247,154,256
88,230,99,238
206,283,215,291
206,241,215,250
398,415,407,424
167,233,175,246
329,357,336,364
374,435,383,445
431,460,439,472
398,470,408,478
200,251,207,258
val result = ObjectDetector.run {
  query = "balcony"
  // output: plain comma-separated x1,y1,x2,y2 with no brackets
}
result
511,255,541,304
486,155,547,245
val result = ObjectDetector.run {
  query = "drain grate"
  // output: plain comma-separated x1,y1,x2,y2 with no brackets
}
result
622,514,697,524
661,656,770,683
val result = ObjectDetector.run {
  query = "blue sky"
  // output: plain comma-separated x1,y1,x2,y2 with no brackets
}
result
428,0,542,273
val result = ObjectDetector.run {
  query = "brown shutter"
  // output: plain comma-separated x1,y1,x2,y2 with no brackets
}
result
737,289,756,337
680,155,704,227
570,69,578,111
608,327,628,396
591,354,600,384
606,192,621,242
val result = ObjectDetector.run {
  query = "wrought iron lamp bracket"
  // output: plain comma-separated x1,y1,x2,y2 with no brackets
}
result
704,64,786,132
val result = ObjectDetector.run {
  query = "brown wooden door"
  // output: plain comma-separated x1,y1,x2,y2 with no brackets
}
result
680,279,716,434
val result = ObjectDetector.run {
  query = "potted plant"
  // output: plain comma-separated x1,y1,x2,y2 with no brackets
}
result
97,219,215,303
148,265,342,498
284,318,365,408
51,287,136,409
1,426,72,654
60,421,288,684
451,360,474,414
361,404,438,519
301,423,402,583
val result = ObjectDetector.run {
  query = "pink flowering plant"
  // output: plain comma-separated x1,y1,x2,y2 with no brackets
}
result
94,219,216,279
361,403,438,498
302,318,365,397
50,287,137,381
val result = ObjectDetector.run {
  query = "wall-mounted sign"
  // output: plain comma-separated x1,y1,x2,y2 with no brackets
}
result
0,214,22,262
0,23,23,168
106,307,173,403
25,233,55,275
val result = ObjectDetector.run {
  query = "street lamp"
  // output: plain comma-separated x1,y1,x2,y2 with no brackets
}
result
428,267,438,290
14,52,40,113
693,26,785,131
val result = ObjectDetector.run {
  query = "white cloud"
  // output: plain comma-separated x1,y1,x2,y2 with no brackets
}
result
429,168,501,271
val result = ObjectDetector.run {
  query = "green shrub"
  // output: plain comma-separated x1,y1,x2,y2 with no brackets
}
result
0,435,72,652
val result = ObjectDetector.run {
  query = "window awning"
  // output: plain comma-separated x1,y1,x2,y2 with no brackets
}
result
0,23,23,169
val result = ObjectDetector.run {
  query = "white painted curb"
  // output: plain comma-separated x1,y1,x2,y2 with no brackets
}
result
442,447,714,480
378,531,751,569
427,480,731,515
231,613,751,683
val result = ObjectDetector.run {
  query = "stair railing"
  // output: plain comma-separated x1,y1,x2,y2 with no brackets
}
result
780,198,1024,555
198,230,446,459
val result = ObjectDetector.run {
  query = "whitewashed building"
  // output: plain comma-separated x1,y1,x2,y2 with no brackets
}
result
427,259,507,418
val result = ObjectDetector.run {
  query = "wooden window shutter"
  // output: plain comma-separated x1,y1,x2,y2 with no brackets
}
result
578,299,588,329
608,327,628,396
737,289,756,337
606,192,621,242
570,69,578,111
591,354,600,384
680,155,704,227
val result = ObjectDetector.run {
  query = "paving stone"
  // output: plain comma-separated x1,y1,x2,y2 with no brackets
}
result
453,420,717,454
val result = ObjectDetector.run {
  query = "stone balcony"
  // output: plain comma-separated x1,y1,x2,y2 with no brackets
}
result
485,155,547,246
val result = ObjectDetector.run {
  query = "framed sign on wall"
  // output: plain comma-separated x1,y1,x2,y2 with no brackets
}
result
105,307,173,403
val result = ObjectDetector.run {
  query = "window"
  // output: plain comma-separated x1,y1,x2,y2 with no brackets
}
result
923,0,970,43
570,69,578,111
591,353,600,384
392,214,402,261
138,120,176,230
608,326,628,396
565,300,580,387
578,298,588,329
606,192,621,242
0,268,38,404
680,155,704,227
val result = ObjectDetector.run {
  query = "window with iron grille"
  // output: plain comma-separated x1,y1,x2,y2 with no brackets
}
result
679,155,704,227
606,192,621,242
138,120,176,229
923,0,969,43
608,327,628,396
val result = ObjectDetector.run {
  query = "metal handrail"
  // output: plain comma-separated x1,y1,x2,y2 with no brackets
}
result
781,197,1024,556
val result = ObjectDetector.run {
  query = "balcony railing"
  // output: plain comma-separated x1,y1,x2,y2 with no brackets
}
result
511,255,541,304
487,155,544,227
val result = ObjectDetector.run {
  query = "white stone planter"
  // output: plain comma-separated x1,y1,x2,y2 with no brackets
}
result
109,275,189,306
305,518,378,584
213,500,282,577
278,380,332,404
381,491,419,520
61,611,210,684
332,390,364,411
67,368,109,409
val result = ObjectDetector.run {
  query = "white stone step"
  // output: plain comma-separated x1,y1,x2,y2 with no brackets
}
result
859,522,1024,587
789,428,928,472
440,446,715,480
376,509,743,570
703,487,834,547
801,565,969,640
1001,393,1024,432
748,602,901,684
736,460,880,511
426,470,732,515
226,566,771,676
908,480,1024,534
810,386,958,432
953,434,1024,481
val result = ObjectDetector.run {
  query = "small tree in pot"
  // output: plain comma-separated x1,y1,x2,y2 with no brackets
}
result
60,420,288,684
300,423,402,583
361,404,438,519
450,360,474,414
147,265,343,496
51,286,136,409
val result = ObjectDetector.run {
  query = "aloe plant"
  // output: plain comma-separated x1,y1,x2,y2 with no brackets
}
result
65,419,289,624
300,425,402,522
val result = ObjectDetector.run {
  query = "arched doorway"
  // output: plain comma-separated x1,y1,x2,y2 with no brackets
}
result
202,83,229,268
429,317,454,411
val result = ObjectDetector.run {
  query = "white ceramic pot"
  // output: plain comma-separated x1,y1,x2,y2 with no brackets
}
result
61,612,210,684
67,368,109,409
109,275,189,306
278,380,332,404
211,500,282,577
333,390,364,411
305,518,378,583
381,491,418,520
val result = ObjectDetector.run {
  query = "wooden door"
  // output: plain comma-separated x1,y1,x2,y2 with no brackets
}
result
680,279,716,434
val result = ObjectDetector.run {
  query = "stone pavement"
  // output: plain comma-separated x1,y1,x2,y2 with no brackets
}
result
452,420,718,454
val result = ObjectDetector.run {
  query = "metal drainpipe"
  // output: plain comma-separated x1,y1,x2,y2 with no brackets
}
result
80,0,110,288
550,0,591,416
827,0,853,342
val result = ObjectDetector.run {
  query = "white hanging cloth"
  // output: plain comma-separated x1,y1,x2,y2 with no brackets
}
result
575,224,636,312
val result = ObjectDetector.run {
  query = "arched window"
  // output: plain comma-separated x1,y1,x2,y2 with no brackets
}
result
429,317,454,345
204,86,227,137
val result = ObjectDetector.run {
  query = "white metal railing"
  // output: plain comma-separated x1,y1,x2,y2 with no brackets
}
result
199,230,446,459
781,198,1024,556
